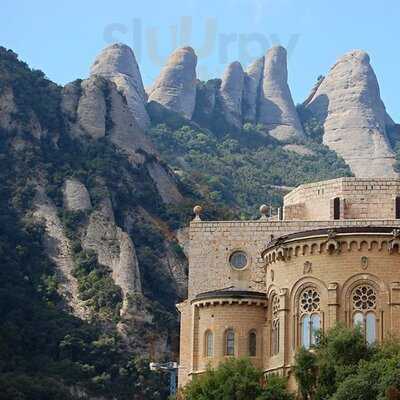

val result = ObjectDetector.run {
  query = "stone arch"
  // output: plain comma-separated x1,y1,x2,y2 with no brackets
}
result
311,243,318,254
349,240,358,251
369,240,379,251
267,284,280,299
204,329,214,357
340,241,350,252
290,277,328,349
223,327,236,356
290,276,329,309
341,273,388,327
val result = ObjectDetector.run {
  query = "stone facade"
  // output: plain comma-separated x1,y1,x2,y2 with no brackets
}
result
177,177,400,388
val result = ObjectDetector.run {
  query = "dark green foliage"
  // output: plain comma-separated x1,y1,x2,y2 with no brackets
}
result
296,104,324,142
0,49,187,399
0,47,62,131
293,325,400,400
0,130,169,399
73,250,123,321
257,375,295,400
293,348,318,400
180,358,293,400
148,122,352,217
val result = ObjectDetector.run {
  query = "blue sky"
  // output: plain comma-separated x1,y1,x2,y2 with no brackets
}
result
2,0,400,120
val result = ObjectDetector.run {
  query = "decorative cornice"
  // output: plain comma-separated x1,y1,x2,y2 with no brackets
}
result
263,227,400,265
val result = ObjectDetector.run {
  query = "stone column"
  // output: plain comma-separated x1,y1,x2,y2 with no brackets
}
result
327,282,339,328
279,288,289,370
390,282,400,336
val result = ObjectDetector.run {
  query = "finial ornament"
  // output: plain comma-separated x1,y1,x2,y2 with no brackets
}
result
193,205,203,221
259,204,269,220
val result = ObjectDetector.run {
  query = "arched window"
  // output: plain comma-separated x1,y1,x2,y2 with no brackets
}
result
271,294,280,355
205,330,213,357
249,331,257,357
352,285,377,345
225,329,235,356
299,287,321,349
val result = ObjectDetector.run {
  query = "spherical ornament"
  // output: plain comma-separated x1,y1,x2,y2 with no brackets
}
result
259,204,269,216
193,205,203,217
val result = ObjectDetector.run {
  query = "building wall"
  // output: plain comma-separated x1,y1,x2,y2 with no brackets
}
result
179,177,400,388
187,219,400,299
195,301,266,370
264,232,400,373
283,177,400,220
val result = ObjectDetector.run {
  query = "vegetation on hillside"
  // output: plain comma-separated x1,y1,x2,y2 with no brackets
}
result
148,121,352,217
0,48,181,399
0,129,170,399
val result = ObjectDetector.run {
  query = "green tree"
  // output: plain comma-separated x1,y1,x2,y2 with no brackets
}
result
181,358,292,400
293,348,318,400
293,325,400,400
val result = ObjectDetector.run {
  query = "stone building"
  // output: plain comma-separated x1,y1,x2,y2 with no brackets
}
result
177,177,400,388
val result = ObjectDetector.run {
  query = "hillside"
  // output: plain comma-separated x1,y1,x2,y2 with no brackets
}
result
0,41,397,399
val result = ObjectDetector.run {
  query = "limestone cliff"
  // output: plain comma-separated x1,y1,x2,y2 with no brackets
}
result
62,75,184,203
305,50,397,177
33,188,87,318
90,43,150,131
63,178,92,212
219,61,245,128
243,57,264,123
83,197,142,315
257,46,304,140
148,47,197,119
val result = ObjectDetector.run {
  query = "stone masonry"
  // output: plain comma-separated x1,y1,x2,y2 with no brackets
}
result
177,177,400,389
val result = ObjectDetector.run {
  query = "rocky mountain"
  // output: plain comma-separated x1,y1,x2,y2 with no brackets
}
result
304,50,397,177
90,42,150,130
257,46,304,141
147,46,197,119
191,45,304,139
219,61,245,128
0,41,398,399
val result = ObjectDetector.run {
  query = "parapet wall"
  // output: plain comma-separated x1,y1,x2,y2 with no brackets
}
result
283,177,400,220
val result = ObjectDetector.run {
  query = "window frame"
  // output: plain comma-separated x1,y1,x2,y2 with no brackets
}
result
204,330,213,357
351,284,378,345
298,287,321,349
248,330,257,357
225,329,235,356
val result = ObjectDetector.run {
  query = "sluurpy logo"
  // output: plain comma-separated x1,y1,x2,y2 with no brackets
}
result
103,16,300,82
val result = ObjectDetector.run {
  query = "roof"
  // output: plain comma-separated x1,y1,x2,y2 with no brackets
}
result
194,286,267,301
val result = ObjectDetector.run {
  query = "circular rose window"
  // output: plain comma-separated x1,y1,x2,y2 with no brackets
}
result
229,251,248,270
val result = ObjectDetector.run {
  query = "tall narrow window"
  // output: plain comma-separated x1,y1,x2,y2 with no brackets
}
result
333,197,340,220
205,331,213,357
271,295,280,355
299,287,321,349
225,329,235,356
249,331,257,357
352,285,377,345
396,197,400,219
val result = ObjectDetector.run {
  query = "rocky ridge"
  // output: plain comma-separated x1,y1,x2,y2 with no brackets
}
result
90,43,150,130
257,46,304,140
304,50,398,177
148,46,198,119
